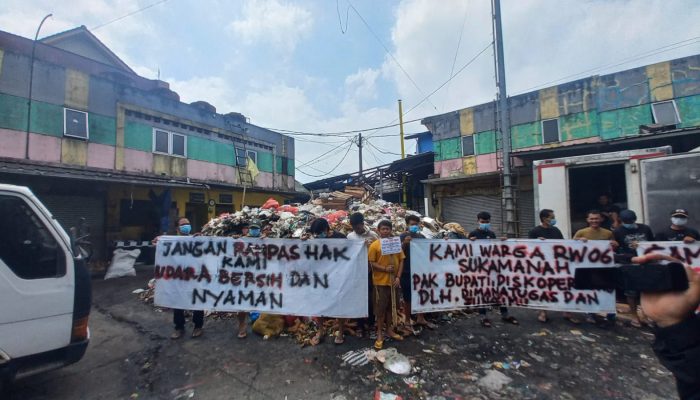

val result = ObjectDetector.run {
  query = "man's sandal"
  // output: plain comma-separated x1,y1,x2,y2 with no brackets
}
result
374,339,384,350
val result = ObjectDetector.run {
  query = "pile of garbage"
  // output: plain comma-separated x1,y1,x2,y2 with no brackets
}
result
199,190,461,239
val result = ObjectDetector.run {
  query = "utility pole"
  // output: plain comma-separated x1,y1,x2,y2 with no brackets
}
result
357,132,363,180
493,0,517,237
398,100,407,206
26,13,52,159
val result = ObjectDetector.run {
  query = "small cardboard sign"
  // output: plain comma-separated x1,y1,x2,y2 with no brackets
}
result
380,237,402,255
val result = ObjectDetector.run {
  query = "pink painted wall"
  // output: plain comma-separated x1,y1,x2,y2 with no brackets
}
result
0,128,26,159
28,133,61,162
435,159,463,177
123,148,153,173
476,154,498,173
256,171,274,188
187,159,237,184
87,143,115,169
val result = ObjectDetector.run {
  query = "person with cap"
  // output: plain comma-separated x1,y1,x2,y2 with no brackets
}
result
613,209,655,328
655,209,699,243
154,217,206,339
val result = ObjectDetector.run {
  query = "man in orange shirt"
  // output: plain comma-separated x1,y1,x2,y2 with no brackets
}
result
369,220,404,350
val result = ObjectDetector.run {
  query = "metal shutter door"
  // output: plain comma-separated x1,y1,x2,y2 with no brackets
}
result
39,194,105,260
517,190,536,238
442,194,503,236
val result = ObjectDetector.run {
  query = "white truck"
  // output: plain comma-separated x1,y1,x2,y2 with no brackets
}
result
0,184,91,389
533,146,700,238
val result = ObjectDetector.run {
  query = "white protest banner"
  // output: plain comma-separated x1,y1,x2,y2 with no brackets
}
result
154,237,368,318
410,239,616,313
380,237,402,255
636,241,700,269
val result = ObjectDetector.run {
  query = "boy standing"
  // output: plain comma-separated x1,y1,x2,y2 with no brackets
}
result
369,220,404,349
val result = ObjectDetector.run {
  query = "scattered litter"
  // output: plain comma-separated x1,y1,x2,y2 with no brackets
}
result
570,329,582,335
383,350,412,375
580,335,596,343
422,349,436,354
374,391,403,400
439,344,456,355
403,376,424,388
528,352,545,363
131,288,145,294
532,330,548,337
478,369,512,392
341,348,372,367
640,354,650,360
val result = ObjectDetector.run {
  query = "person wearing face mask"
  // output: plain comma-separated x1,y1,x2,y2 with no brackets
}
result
304,218,347,345
528,210,581,324
468,212,519,327
400,215,435,332
229,220,266,339
613,209,655,328
655,209,698,243
170,217,205,339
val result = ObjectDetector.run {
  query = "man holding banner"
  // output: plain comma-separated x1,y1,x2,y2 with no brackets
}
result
168,217,205,339
655,209,698,243
369,220,404,350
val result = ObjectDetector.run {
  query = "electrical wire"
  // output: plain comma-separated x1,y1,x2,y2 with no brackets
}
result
265,117,424,136
443,6,470,109
367,140,403,156
91,0,170,31
336,0,350,34
296,145,355,177
515,35,700,94
346,0,438,112
295,140,353,168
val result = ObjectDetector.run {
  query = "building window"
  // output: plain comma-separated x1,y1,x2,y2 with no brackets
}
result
152,129,187,157
651,100,681,125
172,133,186,156
235,147,247,166
542,118,560,144
219,193,233,204
246,150,258,164
461,135,475,157
64,108,89,139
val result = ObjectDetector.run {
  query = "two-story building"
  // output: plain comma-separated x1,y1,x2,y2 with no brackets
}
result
0,26,299,261
421,54,700,236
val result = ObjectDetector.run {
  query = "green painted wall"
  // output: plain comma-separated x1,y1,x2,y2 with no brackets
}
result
435,137,461,160
677,94,700,128
510,121,541,149
599,104,652,139
474,130,496,154
30,101,63,136
287,158,294,177
275,155,283,174
124,121,153,152
188,136,235,166
559,111,599,141
257,151,274,173
0,93,27,131
88,113,116,145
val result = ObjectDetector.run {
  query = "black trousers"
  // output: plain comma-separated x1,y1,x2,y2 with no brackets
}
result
652,315,700,400
173,309,204,330
478,306,508,316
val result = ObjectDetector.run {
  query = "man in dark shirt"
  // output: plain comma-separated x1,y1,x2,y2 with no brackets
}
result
528,209,564,240
469,212,518,327
528,209,579,324
613,209,655,255
613,209,654,328
655,209,699,243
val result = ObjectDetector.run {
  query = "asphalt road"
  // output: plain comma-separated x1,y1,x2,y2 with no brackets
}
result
4,265,679,400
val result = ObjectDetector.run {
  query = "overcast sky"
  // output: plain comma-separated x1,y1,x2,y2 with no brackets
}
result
2,0,699,182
